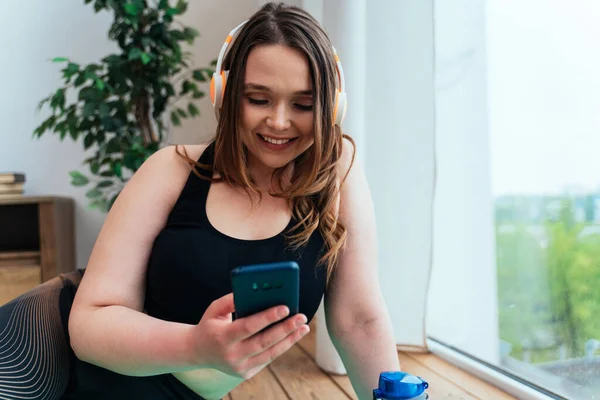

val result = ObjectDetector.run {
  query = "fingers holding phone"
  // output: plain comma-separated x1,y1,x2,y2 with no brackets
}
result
237,308,310,367
193,292,309,380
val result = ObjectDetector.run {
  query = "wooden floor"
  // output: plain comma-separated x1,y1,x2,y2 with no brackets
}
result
227,322,517,400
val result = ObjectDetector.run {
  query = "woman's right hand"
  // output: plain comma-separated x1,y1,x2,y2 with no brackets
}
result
191,293,310,380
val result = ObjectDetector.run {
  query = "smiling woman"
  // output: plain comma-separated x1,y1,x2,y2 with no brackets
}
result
240,44,316,171
0,3,400,400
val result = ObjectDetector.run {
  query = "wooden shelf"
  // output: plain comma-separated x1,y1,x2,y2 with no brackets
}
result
0,197,75,305
0,251,40,267
0,250,41,259
0,195,71,206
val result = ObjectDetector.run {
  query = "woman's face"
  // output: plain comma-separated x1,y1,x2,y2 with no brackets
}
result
240,44,315,172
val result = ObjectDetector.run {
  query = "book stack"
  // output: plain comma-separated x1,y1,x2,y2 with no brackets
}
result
0,172,25,199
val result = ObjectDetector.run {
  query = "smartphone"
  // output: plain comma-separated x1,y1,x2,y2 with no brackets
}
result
231,261,299,320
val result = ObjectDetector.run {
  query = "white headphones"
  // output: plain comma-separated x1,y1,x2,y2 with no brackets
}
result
210,20,348,127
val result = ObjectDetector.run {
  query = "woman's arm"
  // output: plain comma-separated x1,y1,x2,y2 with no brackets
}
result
69,144,208,376
324,139,401,400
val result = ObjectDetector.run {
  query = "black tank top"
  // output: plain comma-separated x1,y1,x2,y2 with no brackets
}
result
64,143,328,400
144,142,328,326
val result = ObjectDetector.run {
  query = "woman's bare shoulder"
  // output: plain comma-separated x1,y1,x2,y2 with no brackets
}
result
172,144,210,164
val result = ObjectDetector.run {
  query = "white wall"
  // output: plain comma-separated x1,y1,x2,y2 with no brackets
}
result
0,0,261,270
0,1,115,271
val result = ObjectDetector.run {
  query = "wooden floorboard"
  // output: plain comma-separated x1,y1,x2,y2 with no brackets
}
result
227,320,516,399
296,323,358,399
228,366,289,400
268,344,350,399
296,344,358,399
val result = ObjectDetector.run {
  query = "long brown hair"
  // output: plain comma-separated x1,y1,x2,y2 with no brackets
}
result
177,2,355,284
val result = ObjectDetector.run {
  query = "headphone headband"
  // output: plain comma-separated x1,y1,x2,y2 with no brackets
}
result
214,20,247,77
210,20,347,127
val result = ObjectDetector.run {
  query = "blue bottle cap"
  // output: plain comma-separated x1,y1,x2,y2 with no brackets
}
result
373,371,429,399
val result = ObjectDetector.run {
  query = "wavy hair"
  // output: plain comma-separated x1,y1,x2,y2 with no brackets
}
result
177,2,355,285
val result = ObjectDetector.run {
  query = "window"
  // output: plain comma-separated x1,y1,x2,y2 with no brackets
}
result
492,1,600,398
429,1,600,398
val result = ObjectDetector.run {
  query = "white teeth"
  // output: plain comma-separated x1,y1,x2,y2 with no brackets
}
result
260,134,293,145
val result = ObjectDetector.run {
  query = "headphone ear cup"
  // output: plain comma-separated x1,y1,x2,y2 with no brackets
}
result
333,91,347,127
210,73,221,108
210,71,227,109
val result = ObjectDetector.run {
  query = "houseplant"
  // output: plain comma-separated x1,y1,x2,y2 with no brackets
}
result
33,0,215,211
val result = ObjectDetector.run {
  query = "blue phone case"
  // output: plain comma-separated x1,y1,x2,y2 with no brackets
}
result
231,261,299,320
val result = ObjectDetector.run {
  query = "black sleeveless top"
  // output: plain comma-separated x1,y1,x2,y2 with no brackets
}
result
145,142,327,326
64,143,327,400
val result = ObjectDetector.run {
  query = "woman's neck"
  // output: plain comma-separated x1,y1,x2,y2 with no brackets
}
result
246,154,293,193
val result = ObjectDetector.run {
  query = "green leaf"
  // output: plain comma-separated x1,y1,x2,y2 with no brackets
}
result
97,180,113,188
124,3,140,16
37,96,50,112
141,37,152,49
95,78,105,90
99,103,111,118
89,199,101,209
123,153,138,170
183,27,198,44
134,157,144,170
79,87,104,102
192,69,207,82
86,188,103,199
181,80,197,95
69,127,79,141
52,57,69,63
128,47,143,61
101,117,125,132
74,73,87,87
69,171,89,186
176,107,187,118
96,131,106,143
91,162,100,174
106,137,121,153
63,62,80,80
175,0,188,14
188,103,199,117
192,91,205,99
100,170,115,177
89,199,108,211
84,133,95,149
83,102,97,118
171,111,181,126
103,54,123,65
113,161,123,178
165,83,175,96
140,52,152,65
50,88,66,110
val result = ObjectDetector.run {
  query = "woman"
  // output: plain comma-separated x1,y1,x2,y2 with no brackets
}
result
0,3,399,399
